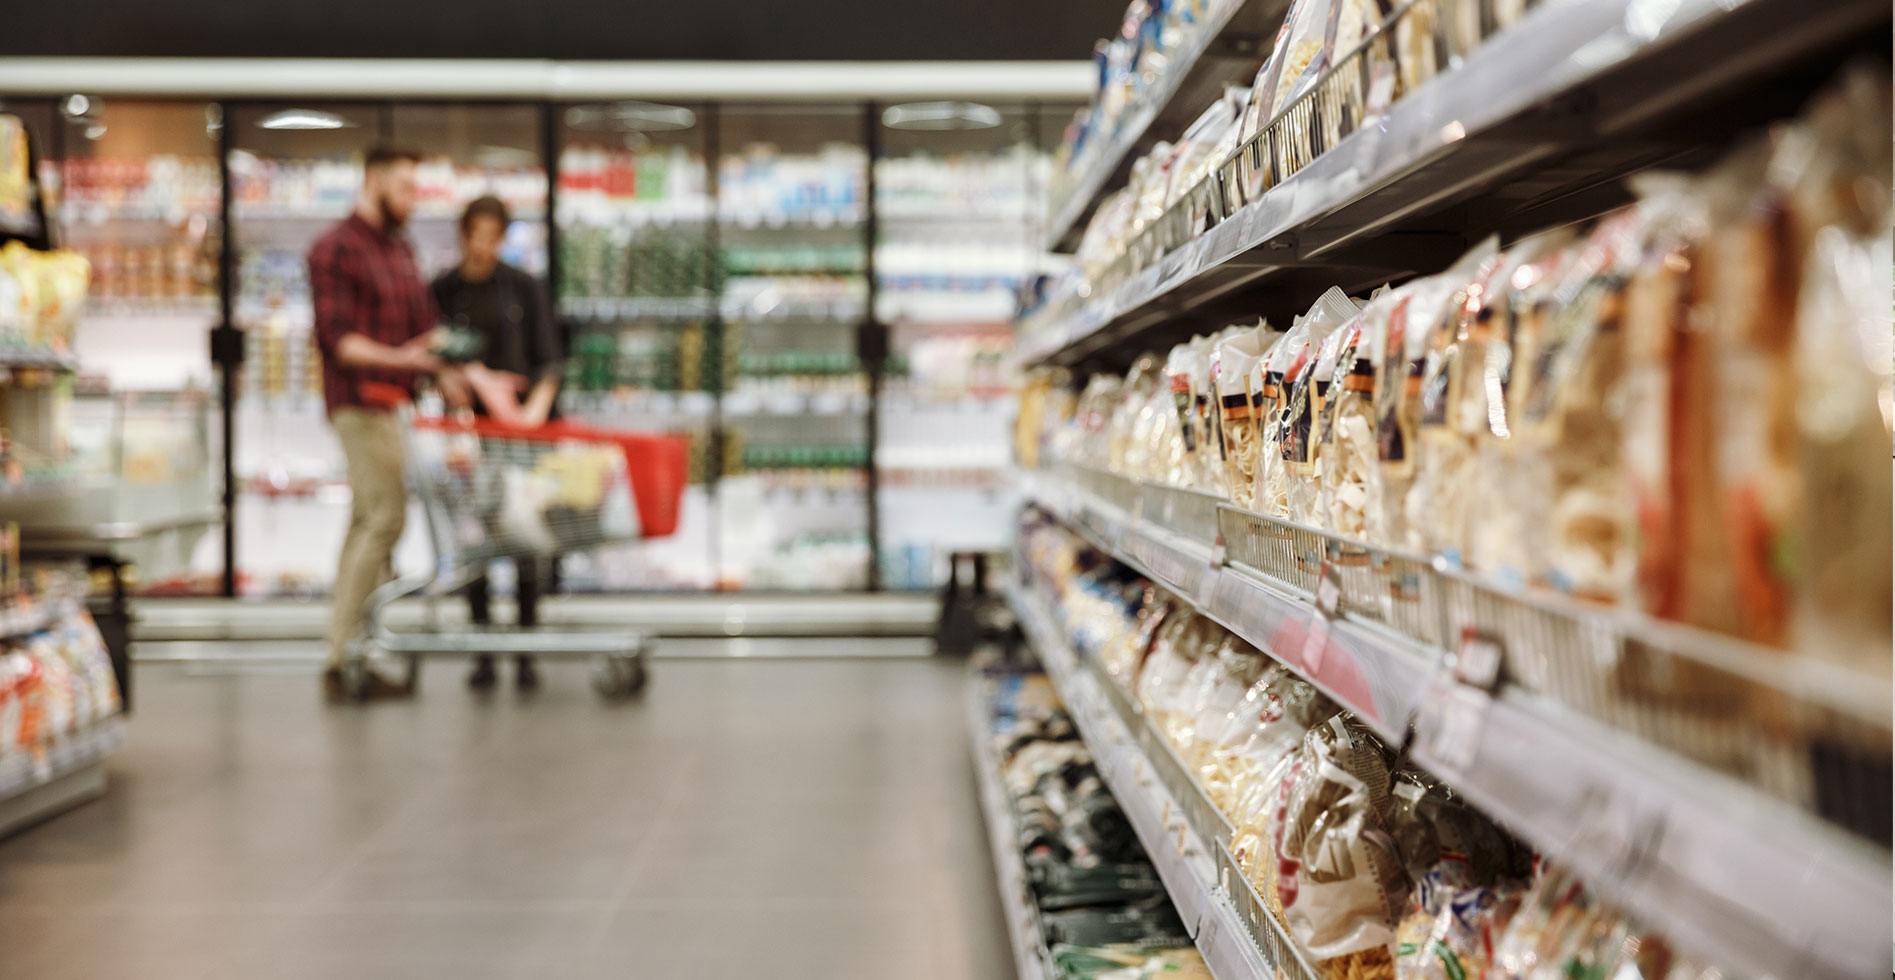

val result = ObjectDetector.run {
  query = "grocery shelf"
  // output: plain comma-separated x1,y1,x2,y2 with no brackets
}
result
0,590,86,641
964,672,1054,980
1043,0,1283,253
562,390,718,420
1022,0,1888,366
722,390,868,417
1007,580,1317,980
1017,465,1893,980
0,714,126,838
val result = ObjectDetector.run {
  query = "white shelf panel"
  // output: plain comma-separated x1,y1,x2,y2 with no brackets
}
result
964,673,1053,980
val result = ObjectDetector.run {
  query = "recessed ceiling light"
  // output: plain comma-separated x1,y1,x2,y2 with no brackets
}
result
62,94,91,118
882,102,1003,131
258,109,354,131
565,102,696,133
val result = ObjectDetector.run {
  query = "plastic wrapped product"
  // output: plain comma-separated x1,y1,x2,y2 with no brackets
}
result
1293,309,1363,526
1217,668,1339,823
1212,324,1278,507
1393,0,1439,99
1322,288,1407,539
1134,606,1209,716
1464,230,1578,583
1254,314,1307,516
1164,339,1215,488
1174,632,1271,772
1368,240,1497,551
1379,240,1493,553
1110,354,1165,475
1402,243,1506,565
1275,716,1407,964
1269,287,1360,518
1511,208,1648,601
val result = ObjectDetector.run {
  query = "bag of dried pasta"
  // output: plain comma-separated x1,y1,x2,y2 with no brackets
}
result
1322,286,1407,539
1402,242,1508,565
1174,631,1272,765
1276,716,1407,979
1463,230,1579,584
1368,239,1497,552
1274,287,1360,519
1112,353,1166,476
1216,667,1339,823
1296,305,1369,528
1164,339,1215,489
1213,323,1279,507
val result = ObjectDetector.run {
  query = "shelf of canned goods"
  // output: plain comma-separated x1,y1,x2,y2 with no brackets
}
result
1014,463,1891,980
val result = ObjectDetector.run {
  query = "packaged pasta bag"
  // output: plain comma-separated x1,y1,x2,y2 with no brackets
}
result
1459,229,1578,582
1217,667,1339,824
1164,339,1209,488
1394,0,1439,100
1291,308,1360,526
1322,286,1407,539
1276,716,1407,978
1369,239,1497,551
1402,243,1505,563
1786,223,1892,670
1136,607,1220,724
1255,313,1308,516
1508,207,1649,602
1213,323,1279,507
1173,630,1270,762
1258,0,1344,178
1111,353,1166,475
1196,330,1237,492
1317,0,1400,151
1103,588,1176,685
1274,287,1360,519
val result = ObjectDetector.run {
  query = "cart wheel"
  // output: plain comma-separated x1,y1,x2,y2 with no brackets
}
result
592,654,647,700
340,658,370,702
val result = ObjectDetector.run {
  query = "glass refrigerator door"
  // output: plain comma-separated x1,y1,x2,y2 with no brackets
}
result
54,98,227,595
871,102,1068,590
229,102,548,598
716,105,870,591
554,100,719,592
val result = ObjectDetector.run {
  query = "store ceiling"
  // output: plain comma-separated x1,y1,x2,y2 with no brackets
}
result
5,0,1120,61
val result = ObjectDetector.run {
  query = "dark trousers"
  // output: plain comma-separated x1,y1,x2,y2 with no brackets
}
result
467,557,541,628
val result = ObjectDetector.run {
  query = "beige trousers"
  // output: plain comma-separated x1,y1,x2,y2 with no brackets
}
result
327,408,408,667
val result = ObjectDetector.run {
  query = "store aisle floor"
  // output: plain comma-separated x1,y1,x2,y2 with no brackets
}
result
0,655,1011,980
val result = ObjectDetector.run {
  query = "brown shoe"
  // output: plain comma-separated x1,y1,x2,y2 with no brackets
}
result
322,666,348,703
359,667,418,701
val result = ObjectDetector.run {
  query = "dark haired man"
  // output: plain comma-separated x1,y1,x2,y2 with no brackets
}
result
309,146,466,702
432,195,563,691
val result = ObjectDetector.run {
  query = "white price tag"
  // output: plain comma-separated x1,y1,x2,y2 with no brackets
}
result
1300,563,1342,673
1427,686,1489,772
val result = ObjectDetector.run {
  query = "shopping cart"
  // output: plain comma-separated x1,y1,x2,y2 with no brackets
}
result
340,384,690,701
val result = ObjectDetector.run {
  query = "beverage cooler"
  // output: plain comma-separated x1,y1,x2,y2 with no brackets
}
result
0,92,1080,597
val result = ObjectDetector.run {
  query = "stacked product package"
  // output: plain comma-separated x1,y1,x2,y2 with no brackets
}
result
1020,515,1728,980
1022,71,1893,676
985,664,1212,980
0,605,121,770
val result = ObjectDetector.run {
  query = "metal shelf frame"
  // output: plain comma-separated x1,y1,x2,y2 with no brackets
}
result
1021,0,1889,367
1016,464,1892,980
965,671,1055,980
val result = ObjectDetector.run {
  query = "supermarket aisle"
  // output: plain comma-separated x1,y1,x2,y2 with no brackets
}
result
0,656,1010,980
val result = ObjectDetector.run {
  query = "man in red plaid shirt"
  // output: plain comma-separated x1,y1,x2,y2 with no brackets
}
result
308,146,469,702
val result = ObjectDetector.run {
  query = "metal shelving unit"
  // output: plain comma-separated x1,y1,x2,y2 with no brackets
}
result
1042,0,1283,253
1006,579,1318,980
1015,465,1891,980
1022,0,1888,366
964,672,1055,980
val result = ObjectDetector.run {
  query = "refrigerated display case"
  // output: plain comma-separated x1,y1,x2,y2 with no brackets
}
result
872,102,1069,589
554,100,719,591
715,104,872,591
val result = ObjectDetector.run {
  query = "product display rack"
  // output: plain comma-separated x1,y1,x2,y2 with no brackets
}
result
1013,464,1890,980
1007,576,1317,980
0,714,126,838
1024,0,1888,367
1043,0,1285,253
965,671,1056,980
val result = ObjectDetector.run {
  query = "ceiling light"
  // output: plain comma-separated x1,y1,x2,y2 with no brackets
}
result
258,109,354,131
83,123,106,141
62,94,91,118
882,102,1002,131
565,102,696,133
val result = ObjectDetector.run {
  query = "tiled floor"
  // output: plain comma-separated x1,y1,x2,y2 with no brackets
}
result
0,655,1009,979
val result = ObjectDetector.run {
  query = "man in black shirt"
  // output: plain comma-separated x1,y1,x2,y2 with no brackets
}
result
432,196,563,691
